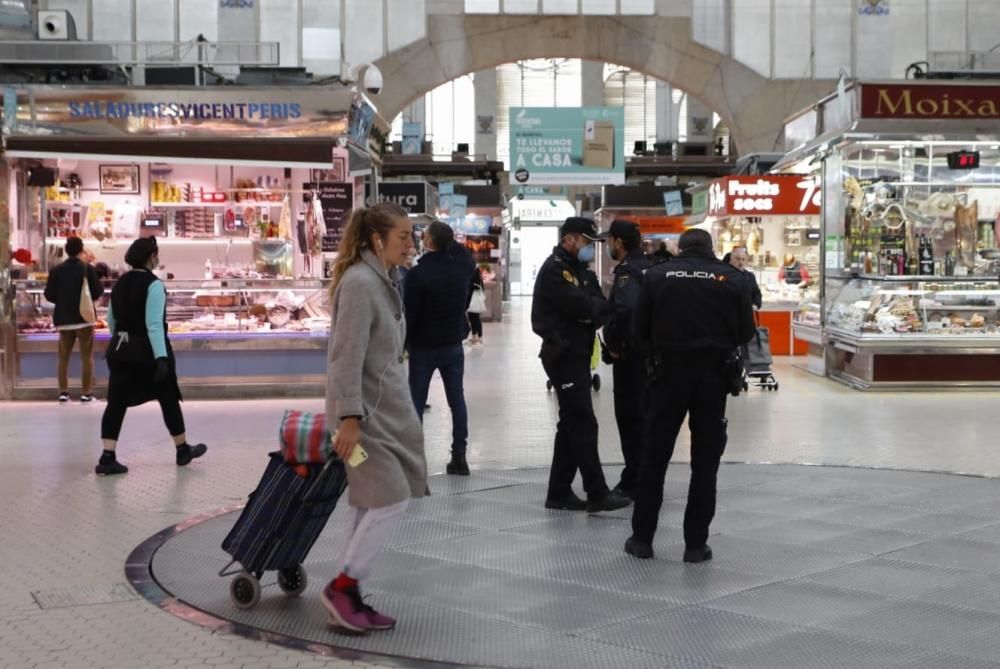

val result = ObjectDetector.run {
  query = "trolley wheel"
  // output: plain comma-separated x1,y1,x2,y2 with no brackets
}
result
277,565,308,598
546,379,553,392
230,573,261,610
773,382,779,391
592,374,601,391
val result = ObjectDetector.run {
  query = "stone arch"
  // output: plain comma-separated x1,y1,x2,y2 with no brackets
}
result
374,14,834,154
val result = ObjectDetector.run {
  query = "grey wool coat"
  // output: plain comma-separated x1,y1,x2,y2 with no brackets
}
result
326,251,428,508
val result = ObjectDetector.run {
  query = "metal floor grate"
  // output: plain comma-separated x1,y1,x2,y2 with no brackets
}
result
143,464,1000,669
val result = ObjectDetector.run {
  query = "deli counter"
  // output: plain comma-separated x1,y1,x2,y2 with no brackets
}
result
11,277,330,398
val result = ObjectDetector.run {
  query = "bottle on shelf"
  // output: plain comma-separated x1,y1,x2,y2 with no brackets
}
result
204,258,213,280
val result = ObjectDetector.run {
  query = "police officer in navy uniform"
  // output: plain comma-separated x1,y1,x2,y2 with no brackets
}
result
625,228,754,563
602,220,652,499
532,217,631,514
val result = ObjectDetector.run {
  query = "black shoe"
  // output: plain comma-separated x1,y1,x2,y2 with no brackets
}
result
587,491,632,513
544,492,588,511
58,393,70,403
612,484,634,500
683,545,713,563
176,443,207,466
95,457,128,476
624,536,654,559
80,394,94,403
446,453,470,476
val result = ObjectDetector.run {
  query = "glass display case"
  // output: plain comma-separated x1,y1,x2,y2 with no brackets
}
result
780,80,1000,388
10,278,330,398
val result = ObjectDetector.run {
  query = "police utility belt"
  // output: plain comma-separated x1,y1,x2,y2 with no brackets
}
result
644,348,745,397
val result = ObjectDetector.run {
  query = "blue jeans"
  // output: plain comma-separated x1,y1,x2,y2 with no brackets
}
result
408,344,468,456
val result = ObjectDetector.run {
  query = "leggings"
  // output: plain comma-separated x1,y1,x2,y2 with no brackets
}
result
100,385,186,441
468,313,483,338
336,499,409,582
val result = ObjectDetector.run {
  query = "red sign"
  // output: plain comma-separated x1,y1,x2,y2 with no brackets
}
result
706,176,820,217
860,83,1000,120
618,215,687,235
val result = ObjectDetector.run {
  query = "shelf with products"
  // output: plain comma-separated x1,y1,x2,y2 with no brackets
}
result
13,279,329,338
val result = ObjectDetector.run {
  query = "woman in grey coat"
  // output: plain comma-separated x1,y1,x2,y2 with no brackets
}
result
321,202,428,635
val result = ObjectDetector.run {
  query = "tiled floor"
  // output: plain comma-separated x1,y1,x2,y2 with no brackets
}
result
1,299,999,669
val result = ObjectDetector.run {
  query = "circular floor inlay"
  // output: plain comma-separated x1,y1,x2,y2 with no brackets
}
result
132,464,1000,669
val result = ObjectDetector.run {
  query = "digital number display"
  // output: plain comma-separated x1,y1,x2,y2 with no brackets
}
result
947,150,980,170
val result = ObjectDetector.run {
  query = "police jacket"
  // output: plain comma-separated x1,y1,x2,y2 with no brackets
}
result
531,245,610,360
603,249,651,357
634,247,755,356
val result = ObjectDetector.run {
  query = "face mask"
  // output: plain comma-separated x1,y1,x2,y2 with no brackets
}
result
577,243,596,264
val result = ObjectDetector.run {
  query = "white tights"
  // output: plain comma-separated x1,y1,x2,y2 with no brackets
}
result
336,499,409,583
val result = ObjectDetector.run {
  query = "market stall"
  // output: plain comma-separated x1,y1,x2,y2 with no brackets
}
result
781,80,1000,388
687,175,822,355
0,86,386,399
445,185,505,323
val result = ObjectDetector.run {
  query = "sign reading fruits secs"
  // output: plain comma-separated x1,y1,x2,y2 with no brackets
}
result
705,176,821,217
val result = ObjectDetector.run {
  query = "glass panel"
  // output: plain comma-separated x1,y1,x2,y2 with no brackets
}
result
773,0,811,78
179,0,218,42
732,0,770,76
302,0,340,75
135,0,176,42
345,0,384,66
692,0,727,54
969,0,1000,51
465,0,500,12
92,0,132,42
542,0,578,13
619,0,654,14
387,0,426,51
504,0,539,13
261,0,300,67
580,0,614,14
814,1,851,78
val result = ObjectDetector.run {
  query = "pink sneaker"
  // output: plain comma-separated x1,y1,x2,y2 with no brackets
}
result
320,583,369,635
360,600,396,631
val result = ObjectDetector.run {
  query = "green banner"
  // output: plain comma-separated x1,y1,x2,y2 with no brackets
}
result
509,107,625,186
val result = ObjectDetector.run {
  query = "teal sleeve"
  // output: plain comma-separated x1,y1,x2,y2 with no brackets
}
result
145,281,168,359
106,303,116,334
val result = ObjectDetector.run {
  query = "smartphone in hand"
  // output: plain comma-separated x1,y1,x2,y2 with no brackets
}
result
347,443,369,468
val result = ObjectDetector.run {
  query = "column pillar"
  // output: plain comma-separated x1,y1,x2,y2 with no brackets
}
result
656,81,677,143
474,68,498,160
580,60,604,107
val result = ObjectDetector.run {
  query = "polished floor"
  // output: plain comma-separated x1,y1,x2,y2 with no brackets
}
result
1,299,999,669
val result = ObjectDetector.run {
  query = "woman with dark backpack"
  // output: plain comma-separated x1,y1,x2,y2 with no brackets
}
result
95,237,206,476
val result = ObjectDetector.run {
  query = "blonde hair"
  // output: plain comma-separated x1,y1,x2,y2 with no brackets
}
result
328,202,408,298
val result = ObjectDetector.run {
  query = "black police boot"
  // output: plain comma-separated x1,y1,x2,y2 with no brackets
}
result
683,545,713,564
176,442,208,467
544,492,588,511
624,535,654,559
587,491,631,513
612,484,634,500
446,453,470,476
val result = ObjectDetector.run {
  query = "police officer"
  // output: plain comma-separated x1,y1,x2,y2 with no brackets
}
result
532,217,631,514
602,220,652,499
624,228,754,562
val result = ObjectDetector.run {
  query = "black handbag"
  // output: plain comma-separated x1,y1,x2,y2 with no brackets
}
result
105,330,155,363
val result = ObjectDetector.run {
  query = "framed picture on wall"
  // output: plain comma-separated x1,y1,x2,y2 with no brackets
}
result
99,164,140,194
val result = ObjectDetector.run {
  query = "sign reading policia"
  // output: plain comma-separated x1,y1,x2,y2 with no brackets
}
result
509,107,625,186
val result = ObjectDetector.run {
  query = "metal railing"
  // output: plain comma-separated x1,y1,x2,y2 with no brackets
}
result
929,50,1000,72
0,39,280,67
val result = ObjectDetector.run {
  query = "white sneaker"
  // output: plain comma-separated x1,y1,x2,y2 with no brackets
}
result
58,393,70,403
80,394,94,403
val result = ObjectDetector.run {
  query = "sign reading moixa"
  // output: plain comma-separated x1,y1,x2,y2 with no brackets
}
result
861,84,1000,120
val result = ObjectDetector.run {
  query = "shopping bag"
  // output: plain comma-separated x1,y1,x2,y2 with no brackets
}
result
468,286,486,314
279,410,333,464
79,275,96,324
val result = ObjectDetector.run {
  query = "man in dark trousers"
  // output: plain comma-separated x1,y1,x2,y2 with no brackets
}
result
625,228,754,563
405,221,476,475
532,217,631,514
44,236,104,403
602,220,652,500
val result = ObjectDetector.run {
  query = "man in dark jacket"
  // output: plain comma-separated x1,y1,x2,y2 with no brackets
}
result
602,220,652,499
44,237,104,403
532,217,630,514
724,247,763,309
625,228,754,563
405,221,476,475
